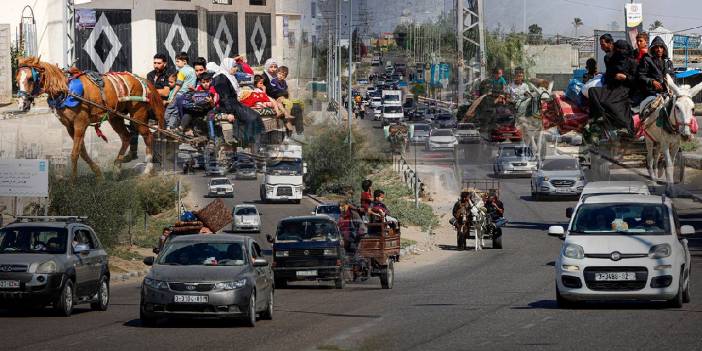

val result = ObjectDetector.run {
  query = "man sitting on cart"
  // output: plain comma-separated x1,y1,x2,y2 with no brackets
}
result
451,189,474,229
368,190,398,235
485,192,506,226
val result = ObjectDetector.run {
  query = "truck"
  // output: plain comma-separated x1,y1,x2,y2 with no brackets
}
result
259,144,306,204
382,90,402,106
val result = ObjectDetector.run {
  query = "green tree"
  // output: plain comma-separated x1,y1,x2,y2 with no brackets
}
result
485,31,532,76
649,20,664,31
527,24,543,44
572,18,583,38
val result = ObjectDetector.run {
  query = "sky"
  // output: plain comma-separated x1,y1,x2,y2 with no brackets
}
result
361,0,702,37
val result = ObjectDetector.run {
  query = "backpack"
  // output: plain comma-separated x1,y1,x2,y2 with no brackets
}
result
181,91,211,113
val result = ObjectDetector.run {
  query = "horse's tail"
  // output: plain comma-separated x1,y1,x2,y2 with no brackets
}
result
146,80,165,130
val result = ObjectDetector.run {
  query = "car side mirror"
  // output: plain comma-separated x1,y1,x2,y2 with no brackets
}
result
548,226,565,240
143,256,155,266
253,258,269,267
266,234,274,243
152,247,160,255
680,225,695,236
73,244,90,254
565,207,574,218
311,211,316,215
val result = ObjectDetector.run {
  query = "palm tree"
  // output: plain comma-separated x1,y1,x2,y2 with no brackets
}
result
649,20,664,31
572,18,584,38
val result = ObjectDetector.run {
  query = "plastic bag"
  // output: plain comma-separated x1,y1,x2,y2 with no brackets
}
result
582,75,603,99
565,79,584,107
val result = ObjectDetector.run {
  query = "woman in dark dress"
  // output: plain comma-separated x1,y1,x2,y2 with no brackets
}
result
588,40,637,135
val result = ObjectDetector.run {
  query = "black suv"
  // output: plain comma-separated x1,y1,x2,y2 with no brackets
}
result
0,216,110,316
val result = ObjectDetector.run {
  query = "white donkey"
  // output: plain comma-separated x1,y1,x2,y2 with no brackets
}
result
469,192,489,251
643,74,702,186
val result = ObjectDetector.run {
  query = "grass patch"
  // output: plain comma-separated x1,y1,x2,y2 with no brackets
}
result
368,167,438,231
681,139,699,152
400,238,417,249
129,207,180,249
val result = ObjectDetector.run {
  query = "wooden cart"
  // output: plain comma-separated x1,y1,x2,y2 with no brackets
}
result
458,179,504,249
346,220,401,289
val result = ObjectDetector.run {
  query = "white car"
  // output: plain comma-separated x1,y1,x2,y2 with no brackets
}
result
370,96,383,108
207,177,234,198
425,129,458,151
231,204,262,232
549,194,693,308
579,181,650,202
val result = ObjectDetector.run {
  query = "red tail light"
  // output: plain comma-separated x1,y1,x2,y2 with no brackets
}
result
336,259,341,266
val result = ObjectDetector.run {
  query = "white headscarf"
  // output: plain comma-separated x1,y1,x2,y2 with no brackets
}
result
212,59,242,97
264,58,278,80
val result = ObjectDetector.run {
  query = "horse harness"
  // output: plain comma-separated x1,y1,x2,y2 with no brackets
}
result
642,94,691,143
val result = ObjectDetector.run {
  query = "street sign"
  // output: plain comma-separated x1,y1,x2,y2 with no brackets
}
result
674,35,701,49
0,159,49,197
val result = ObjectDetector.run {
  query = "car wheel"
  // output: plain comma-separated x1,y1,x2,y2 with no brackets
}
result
293,199,301,204
140,302,158,327
260,290,274,320
90,276,110,311
556,285,576,309
683,267,691,303
666,272,685,308
244,293,257,327
533,193,541,201
53,279,74,317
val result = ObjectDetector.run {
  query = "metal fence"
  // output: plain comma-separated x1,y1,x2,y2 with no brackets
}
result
392,154,425,200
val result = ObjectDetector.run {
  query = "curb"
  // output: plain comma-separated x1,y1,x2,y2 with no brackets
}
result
111,269,150,283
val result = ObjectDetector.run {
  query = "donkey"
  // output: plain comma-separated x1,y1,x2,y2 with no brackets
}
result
16,57,165,180
469,192,488,251
643,74,702,186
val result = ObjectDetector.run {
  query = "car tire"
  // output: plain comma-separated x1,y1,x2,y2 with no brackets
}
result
293,199,301,204
556,286,576,309
53,279,74,317
244,293,257,327
683,267,691,303
140,303,158,327
380,261,394,289
260,290,274,320
335,275,345,289
667,272,685,308
90,276,110,311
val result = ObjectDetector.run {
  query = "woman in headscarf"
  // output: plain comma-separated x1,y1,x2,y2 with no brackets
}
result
588,40,637,135
262,58,279,93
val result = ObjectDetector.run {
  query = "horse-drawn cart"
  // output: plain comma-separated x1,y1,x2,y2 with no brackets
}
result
346,220,401,289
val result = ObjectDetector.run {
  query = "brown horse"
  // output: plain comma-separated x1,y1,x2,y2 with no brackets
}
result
15,57,165,179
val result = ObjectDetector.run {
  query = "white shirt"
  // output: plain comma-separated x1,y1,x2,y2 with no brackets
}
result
509,82,530,101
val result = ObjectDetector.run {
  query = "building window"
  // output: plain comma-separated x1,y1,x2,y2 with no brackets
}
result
250,0,266,5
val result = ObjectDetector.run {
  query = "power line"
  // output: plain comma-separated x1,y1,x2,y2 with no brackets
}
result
562,0,702,21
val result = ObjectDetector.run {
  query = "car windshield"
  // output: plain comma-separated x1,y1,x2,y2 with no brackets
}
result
266,159,302,176
0,227,68,254
542,159,579,171
500,147,532,157
571,203,670,235
235,207,257,216
384,95,400,102
276,220,340,242
211,179,229,186
317,206,340,214
458,123,476,130
414,124,429,131
384,106,402,113
237,163,255,170
432,130,453,137
158,242,245,266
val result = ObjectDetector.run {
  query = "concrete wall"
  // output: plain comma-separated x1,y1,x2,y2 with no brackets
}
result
0,0,278,76
524,44,579,75
0,24,11,104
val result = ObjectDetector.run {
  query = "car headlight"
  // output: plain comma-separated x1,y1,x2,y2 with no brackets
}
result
265,185,275,191
562,243,584,260
323,248,337,256
275,250,289,257
36,260,57,274
540,176,550,182
649,244,671,259
143,278,169,290
215,279,247,290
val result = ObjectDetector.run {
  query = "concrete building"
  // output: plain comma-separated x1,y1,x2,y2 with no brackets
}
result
273,0,319,93
524,44,579,90
2,0,278,76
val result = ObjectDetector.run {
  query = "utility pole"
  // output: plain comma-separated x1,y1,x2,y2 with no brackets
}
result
457,0,486,105
347,0,353,157
336,0,342,123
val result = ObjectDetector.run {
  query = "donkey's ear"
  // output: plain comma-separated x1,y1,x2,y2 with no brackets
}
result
690,81,702,98
666,74,681,96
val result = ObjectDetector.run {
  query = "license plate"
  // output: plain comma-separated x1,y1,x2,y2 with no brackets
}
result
555,188,572,193
174,295,208,303
296,270,318,277
594,272,636,281
0,280,20,289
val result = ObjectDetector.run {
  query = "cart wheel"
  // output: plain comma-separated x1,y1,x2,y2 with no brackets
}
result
493,229,503,249
674,148,685,184
380,260,394,289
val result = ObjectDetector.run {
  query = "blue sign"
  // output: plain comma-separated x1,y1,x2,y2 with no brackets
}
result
674,34,701,49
